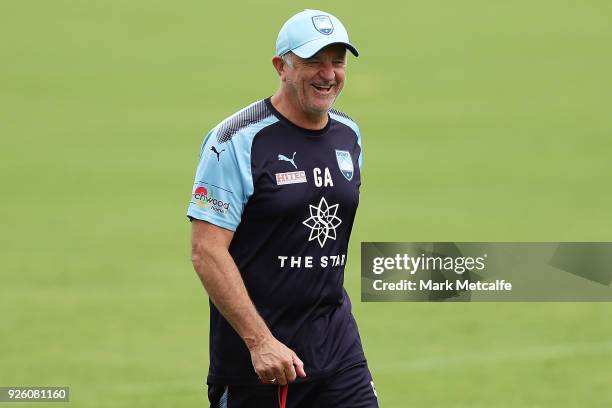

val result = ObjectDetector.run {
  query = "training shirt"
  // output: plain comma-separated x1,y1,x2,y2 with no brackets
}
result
187,97,365,385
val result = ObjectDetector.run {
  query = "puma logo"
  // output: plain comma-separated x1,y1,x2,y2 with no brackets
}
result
278,152,297,169
211,146,225,161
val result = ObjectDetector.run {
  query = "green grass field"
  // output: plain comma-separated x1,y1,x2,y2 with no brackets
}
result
2,1,612,406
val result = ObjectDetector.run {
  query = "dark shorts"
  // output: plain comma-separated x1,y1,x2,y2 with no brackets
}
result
208,363,379,408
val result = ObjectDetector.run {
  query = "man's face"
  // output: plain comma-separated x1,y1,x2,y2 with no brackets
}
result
283,44,347,116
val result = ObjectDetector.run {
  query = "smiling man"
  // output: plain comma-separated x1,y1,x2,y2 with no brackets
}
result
188,9,378,408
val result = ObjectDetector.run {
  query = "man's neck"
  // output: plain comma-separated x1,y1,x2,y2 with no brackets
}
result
270,92,328,130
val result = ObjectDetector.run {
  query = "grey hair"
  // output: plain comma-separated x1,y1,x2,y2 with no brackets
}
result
281,52,294,68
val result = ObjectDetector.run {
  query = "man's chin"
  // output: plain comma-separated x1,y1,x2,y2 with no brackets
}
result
308,97,336,114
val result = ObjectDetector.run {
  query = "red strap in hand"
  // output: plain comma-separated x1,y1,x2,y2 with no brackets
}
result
278,384,288,408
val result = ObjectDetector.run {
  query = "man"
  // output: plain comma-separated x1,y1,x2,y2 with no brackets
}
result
188,9,378,408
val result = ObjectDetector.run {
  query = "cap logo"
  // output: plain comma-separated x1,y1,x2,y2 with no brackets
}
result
312,15,334,35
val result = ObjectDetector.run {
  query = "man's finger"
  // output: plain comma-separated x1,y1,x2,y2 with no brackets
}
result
257,369,275,384
258,375,276,384
273,366,288,386
292,353,307,378
284,360,297,382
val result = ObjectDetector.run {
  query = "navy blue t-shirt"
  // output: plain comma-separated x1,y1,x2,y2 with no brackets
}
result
187,97,365,385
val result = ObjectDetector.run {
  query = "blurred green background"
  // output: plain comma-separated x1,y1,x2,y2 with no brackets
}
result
1,0,612,407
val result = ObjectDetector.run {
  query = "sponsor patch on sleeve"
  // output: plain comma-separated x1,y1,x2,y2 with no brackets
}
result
191,183,232,216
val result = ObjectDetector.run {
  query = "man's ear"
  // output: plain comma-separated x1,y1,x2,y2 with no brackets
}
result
272,56,286,81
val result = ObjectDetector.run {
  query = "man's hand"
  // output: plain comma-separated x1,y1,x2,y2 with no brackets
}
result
248,334,307,386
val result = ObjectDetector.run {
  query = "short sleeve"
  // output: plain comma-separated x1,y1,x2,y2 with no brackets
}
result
186,128,254,231
329,110,362,171
347,121,362,171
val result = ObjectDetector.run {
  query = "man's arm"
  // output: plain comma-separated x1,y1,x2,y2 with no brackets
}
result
190,219,306,385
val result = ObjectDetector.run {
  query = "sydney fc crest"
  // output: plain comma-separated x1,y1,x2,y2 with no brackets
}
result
312,15,334,35
335,150,353,181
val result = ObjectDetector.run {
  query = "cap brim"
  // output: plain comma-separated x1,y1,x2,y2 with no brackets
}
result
292,39,359,58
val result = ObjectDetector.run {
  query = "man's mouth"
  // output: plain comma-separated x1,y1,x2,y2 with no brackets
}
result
311,84,334,95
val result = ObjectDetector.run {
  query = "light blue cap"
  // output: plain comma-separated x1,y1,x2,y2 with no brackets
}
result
276,9,359,58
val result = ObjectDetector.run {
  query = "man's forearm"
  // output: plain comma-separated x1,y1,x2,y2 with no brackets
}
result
192,244,271,349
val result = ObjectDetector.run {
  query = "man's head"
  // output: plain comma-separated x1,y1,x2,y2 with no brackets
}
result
271,10,358,123
273,44,347,116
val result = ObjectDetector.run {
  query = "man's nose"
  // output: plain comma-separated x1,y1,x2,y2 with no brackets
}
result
319,62,335,82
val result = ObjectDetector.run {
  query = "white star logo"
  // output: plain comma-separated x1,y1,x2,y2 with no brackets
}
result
302,197,342,248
